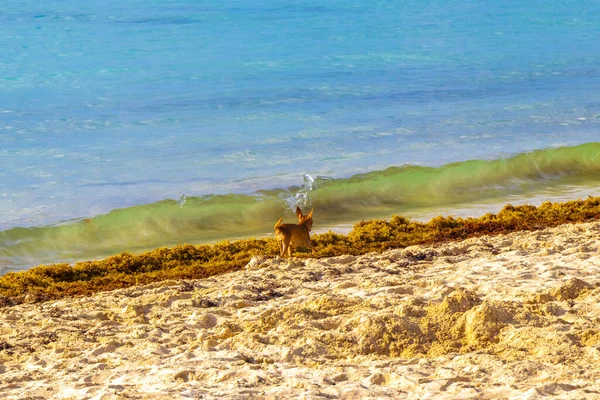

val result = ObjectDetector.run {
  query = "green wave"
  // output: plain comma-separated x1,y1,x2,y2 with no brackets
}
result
2,142,600,271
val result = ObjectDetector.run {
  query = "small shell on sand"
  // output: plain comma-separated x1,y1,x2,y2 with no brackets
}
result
1,222,600,398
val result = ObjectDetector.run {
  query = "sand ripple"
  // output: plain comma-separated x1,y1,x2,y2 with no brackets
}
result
2,222,600,398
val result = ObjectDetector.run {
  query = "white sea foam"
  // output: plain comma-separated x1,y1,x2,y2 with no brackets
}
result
278,174,318,211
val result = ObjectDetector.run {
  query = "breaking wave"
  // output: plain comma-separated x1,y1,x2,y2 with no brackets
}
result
1,142,599,271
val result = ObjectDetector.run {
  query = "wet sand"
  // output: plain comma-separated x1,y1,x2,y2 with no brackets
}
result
1,221,600,399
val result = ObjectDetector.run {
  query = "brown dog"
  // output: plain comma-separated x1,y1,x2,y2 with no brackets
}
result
274,207,313,257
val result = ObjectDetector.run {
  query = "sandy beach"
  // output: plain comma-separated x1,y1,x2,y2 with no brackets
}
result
1,221,600,399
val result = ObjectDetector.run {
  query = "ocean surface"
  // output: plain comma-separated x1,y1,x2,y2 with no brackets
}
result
1,0,600,272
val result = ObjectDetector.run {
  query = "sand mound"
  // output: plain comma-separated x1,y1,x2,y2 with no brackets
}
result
1,222,600,398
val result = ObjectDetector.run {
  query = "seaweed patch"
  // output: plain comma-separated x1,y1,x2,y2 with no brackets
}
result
0,197,599,305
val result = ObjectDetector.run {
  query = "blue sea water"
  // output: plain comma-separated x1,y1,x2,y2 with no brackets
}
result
1,0,600,270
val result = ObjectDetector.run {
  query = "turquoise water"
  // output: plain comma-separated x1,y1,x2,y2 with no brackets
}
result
1,1,600,270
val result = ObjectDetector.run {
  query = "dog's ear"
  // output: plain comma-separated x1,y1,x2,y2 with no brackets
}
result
307,208,313,219
295,207,303,218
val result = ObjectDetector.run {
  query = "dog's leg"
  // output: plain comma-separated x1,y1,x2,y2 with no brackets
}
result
282,237,291,258
307,239,313,253
303,234,313,252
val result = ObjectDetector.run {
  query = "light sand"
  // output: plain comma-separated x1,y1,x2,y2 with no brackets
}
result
2,222,600,399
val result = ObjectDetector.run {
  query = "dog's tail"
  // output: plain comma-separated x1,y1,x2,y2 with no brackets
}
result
274,217,283,230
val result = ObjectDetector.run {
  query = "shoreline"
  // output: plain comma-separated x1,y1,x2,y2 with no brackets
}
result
1,220,600,398
2,141,600,272
2,197,600,305
1,196,600,305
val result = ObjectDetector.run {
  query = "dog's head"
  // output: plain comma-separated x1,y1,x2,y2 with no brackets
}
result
295,207,314,231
